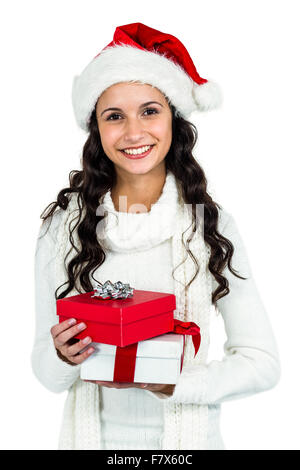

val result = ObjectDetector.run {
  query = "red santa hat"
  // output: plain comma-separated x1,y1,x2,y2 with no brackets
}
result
72,22,222,131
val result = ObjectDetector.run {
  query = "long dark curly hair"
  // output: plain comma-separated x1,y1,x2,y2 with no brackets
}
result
41,100,247,305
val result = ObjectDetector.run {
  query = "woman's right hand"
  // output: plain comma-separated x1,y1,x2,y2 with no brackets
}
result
51,318,95,365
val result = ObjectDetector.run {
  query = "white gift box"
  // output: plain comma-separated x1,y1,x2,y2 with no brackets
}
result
80,332,184,384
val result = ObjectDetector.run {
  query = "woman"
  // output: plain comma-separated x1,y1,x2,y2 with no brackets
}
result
31,22,280,450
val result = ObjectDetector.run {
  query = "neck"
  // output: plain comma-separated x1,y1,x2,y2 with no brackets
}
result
111,164,167,213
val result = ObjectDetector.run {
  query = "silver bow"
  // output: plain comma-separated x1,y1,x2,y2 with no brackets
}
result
92,280,134,300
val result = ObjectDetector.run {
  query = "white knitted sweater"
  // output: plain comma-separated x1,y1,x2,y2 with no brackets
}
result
31,171,280,450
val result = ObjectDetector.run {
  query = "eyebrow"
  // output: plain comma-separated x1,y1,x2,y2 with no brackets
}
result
100,101,163,117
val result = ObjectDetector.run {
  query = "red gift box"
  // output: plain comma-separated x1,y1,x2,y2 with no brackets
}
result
56,289,176,347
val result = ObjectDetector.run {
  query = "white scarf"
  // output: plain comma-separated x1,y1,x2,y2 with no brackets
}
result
55,172,213,450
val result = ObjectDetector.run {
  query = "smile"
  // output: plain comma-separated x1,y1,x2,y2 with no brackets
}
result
120,145,155,159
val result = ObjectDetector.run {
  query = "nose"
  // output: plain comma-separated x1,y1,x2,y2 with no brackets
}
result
123,117,146,144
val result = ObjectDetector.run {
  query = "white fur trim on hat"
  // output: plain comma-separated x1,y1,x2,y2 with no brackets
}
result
72,44,222,131
192,80,223,111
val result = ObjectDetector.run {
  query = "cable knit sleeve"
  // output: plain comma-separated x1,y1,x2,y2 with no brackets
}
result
146,211,281,404
31,211,81,393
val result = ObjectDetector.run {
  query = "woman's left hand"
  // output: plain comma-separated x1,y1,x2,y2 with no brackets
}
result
84,380,175,396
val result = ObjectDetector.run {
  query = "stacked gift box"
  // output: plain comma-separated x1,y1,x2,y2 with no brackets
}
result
56,281,200,384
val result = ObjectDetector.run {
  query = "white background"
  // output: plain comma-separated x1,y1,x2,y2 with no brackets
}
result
0,0,299,450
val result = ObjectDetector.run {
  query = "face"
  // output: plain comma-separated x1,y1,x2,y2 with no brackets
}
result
95,82,173,177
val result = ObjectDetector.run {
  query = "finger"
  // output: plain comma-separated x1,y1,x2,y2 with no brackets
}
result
92,381,134,389
106,382,148,389
82,380,117,388
133,382,148,389
50,318,77,338
112,382,149,389
94,381,116,388
92,381,112,385
111,383,132,389
83,380,148,389
138,383,165,391
54,322,87,348
66,336,92,356
64,346,95,365
144,384,163,390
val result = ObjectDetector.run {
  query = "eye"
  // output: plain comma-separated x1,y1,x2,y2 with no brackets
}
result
106,108,159,121
143,108,158,116
106,113,122,121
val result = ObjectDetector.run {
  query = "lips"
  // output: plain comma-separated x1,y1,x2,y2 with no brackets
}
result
120,145,155,160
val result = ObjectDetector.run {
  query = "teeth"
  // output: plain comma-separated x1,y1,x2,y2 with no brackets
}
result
123,145,151,155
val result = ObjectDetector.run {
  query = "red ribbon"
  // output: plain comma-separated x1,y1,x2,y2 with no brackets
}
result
172,319,201,358
113,342,138,383
113,319,201,383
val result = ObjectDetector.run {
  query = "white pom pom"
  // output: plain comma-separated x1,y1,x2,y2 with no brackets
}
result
192,81,223,111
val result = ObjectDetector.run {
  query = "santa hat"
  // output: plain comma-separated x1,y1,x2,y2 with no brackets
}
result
72,22,222,131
